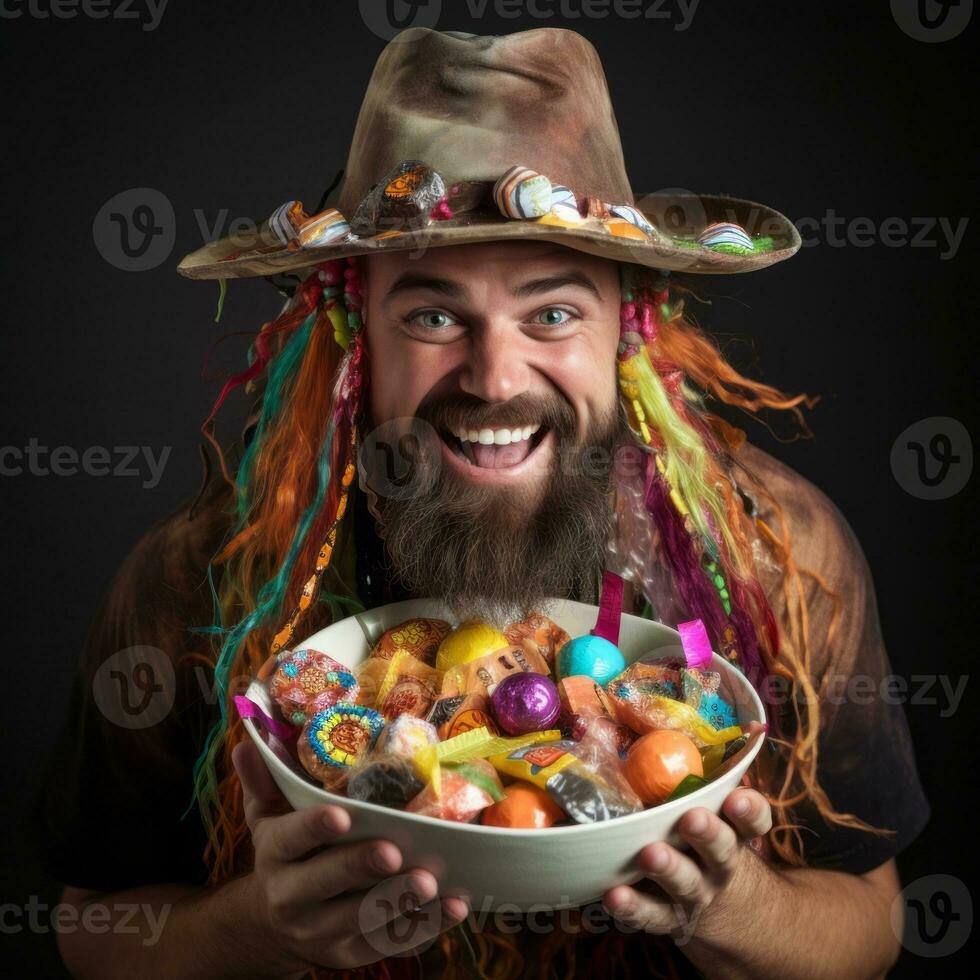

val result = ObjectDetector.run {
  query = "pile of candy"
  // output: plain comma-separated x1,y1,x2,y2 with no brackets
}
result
259,613,753,828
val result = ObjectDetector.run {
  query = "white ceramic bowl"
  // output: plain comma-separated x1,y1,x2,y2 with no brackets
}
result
244,598,765,911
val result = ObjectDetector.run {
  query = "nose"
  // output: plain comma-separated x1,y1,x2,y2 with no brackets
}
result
458,322,531,403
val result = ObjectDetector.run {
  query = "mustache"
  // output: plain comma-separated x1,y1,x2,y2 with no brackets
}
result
416,391,577,438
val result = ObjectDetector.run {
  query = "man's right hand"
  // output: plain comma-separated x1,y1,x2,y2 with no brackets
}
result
232,739,469,974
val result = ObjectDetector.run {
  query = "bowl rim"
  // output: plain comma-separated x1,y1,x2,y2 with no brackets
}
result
244,599,767,836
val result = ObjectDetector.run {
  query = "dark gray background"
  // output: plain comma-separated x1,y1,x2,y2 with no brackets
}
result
2,1,976,975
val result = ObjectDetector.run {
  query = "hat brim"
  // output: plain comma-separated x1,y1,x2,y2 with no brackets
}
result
176,193,800,281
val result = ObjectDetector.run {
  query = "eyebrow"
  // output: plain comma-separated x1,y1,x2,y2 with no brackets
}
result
383,269,604,303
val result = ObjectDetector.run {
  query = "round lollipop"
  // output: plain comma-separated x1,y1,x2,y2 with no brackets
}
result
298,704,384,791
490,673,560,736
623,729,703,804
557,635,626,687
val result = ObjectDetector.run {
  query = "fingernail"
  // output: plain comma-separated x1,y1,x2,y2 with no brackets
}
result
687,812,707,835
733,797,751,816
371,846,397,873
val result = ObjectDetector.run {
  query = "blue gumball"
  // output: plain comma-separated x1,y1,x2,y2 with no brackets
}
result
557,634,626,687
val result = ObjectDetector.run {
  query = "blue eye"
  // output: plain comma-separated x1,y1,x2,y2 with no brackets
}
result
410,310,456,330
535,308,573,326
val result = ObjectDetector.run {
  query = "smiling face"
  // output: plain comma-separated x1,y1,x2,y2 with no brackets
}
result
360,239,627,621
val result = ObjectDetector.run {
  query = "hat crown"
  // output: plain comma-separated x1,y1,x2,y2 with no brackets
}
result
335,28,634,217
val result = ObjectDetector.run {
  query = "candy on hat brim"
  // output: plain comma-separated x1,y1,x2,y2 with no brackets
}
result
298,208,351,248
494,165,553,219
696,221,758,253
603,218,649,241
350,159,447,236
548,184,583,223
608,203,654,235
268,200,309,246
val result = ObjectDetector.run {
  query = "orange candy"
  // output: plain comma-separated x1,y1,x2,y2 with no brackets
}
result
623,730,703,805
481,781,566,829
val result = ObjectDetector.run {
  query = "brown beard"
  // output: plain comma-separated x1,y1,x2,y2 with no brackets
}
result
360,391,628,627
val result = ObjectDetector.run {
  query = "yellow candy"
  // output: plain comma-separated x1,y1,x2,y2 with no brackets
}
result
413,725,561,796
435,621,510,673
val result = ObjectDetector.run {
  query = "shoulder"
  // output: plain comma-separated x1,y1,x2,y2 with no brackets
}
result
731,440,879,679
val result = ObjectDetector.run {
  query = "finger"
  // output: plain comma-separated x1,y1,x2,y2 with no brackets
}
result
634,843,709,913
233,740,291,832
254,803,352,866
676,808,740,879
340,896,470,967
283,839,404,906
722,788,773,839
602,884,676,934
325,869,440,939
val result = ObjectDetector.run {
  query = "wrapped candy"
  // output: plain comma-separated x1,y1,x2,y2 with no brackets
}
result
603,662,743,747
406,759,504,823
504,612,570,670
491,673,560,736
481,781,566,829
375,714,439,758
570,713,636,756
348,757,424,809
298,704,384,791
270,649,358,726
427,693,500,740
623,730,704,804
489,741,642,823
435,621,511,673
441,644,548,698
369,652,442,721
369,617,451,666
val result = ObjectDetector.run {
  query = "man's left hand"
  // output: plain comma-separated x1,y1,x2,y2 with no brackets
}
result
601,787,773,943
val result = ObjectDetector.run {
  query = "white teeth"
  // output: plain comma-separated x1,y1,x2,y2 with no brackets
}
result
455,423,542,443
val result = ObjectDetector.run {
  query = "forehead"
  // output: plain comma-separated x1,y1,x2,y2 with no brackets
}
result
363,240,619,286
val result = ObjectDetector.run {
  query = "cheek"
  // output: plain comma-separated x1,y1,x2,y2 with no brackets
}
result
539,333,619,435
367,327,460,424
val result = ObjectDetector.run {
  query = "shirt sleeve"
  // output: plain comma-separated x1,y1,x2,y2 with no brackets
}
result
31,488,228,894
741,446,931,875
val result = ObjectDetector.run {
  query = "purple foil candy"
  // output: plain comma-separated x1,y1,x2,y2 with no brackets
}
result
490,672,561,736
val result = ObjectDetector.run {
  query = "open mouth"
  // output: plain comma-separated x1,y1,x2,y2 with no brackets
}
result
439,422,549,469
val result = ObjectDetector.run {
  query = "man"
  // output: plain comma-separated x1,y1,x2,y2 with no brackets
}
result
36,27,928,979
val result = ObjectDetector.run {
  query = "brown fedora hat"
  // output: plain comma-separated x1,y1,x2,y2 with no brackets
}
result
177,27,800,281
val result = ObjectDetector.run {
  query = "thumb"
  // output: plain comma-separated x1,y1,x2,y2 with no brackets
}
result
232,738,292,833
